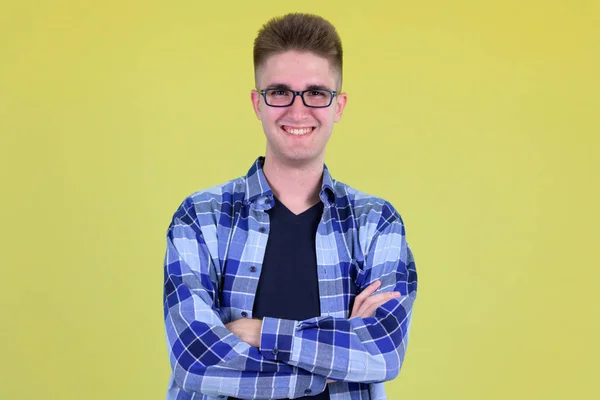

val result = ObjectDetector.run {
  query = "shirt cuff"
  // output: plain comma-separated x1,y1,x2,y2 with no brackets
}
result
260,317,296,363
291,368,327,399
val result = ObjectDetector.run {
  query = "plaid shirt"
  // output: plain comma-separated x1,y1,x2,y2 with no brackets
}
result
163,157,418,400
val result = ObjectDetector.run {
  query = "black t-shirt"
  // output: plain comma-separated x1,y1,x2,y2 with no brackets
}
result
229,196,329,400
253,197,324,321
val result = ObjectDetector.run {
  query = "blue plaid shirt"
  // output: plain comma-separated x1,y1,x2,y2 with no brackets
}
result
163,157,418,400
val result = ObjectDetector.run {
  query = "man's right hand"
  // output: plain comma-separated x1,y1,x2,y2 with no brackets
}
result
349,280,401,319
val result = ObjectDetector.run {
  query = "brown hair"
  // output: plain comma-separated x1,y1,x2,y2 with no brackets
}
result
253,13,343,89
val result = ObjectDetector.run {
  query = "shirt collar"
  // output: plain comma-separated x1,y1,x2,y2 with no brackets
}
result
244,156,336,206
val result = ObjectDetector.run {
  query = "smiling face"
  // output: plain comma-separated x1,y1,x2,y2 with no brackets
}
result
251,50,347,168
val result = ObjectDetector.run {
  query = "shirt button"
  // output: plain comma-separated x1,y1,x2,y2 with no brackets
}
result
241,311,248,318
265,198,271,204
304,389,312,395
259,227,266,233
249,266,257,273
272,348,279,355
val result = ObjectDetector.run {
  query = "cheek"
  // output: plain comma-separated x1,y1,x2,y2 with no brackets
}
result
264,108,287,125
316,110,336,126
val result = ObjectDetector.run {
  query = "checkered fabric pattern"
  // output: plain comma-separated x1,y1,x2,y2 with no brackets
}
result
164,157,418,400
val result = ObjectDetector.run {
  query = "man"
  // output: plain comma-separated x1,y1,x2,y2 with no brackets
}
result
163,13,418,400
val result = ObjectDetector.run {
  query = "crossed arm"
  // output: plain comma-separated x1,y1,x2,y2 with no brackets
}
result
226,280,399,384
164,212,417,399
227,279,397,347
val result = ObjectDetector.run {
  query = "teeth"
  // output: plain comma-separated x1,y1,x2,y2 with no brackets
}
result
284,126,313,135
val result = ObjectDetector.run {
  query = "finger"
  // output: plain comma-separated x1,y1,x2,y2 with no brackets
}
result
364,292,400,316
351,280,381,317
360,299,391,318
356,280,381,301
350,298,361,318
357,292,401,318
357,291,398,312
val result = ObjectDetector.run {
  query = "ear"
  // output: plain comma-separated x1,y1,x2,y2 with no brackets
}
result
251,90,262,120
334,92,347,123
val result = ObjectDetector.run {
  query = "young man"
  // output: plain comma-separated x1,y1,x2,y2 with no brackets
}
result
163,13,418,400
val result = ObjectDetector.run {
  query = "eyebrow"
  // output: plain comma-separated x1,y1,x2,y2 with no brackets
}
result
265,83,333,91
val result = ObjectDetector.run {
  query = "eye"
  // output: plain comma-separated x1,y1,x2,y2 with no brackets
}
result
307,90,327,97
267,89,291,97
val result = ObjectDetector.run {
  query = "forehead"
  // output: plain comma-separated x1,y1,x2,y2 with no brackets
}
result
257,50,338,89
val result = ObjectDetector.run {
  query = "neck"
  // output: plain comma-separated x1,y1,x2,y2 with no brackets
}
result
262,155,324,212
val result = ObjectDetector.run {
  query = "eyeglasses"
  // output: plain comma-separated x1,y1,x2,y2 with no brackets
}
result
258,88,338,108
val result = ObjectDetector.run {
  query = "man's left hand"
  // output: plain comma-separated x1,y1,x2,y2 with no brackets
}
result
225,318,262,347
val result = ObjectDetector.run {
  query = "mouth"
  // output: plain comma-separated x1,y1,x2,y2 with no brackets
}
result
281,125,316,136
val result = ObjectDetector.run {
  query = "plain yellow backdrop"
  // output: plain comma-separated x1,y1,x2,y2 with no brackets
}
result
1,1,598,399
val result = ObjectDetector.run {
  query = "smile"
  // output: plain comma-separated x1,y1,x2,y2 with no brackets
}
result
281,125,315,136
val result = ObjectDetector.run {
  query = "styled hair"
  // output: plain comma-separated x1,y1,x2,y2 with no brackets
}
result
253,13,343,89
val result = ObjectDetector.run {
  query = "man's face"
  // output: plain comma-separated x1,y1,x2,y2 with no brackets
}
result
251,50,347,166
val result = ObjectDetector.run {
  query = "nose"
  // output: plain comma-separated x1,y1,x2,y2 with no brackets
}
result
285,93,311,119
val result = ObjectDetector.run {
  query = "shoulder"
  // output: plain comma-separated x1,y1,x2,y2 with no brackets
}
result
330,179,406,247
171,176,247,228
332,180,403,224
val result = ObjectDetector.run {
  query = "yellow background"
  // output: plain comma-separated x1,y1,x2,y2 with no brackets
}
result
1,1,598,399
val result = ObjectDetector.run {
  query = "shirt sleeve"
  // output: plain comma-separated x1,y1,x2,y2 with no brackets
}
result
258,211,418,384
164,200,327,399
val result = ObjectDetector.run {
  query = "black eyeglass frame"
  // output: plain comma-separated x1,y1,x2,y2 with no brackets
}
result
257,88,338,108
